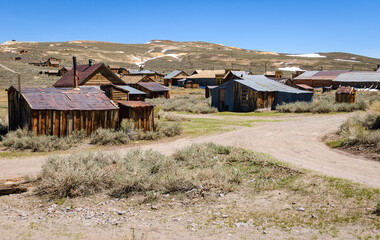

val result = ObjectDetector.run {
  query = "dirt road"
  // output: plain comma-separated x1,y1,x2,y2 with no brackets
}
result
1,113,379,188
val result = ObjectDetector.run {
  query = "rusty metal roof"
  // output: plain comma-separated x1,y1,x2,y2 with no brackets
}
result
11,86,118,111
336,86,355,94
295,70,351,80
295,84,314,90
137,82,170,92
118,101,154,108
333,71,380,83
53,63,125,87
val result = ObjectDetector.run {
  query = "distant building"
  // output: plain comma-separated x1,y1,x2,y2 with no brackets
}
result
100,84,147,102
53,61,126,87
211,75,313,112
336,86,356,103
187,70,235,86
333,72,380,89
135,82,170,98
293,70,351,88
118,101,154,131
120,75,154,87
58,67,72,76
163,70,189,86
128,69,164,80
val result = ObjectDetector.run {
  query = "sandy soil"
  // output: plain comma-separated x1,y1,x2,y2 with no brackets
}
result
0,113,379,188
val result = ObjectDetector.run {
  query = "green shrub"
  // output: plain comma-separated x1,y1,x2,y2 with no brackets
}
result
2,128,84,152
148,95,217,114
38,143,297,198
90,128,130,145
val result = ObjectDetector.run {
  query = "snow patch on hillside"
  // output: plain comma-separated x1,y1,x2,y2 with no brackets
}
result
335,59,360,63
131,53,180,66
286,53,326,58
278,67,304,71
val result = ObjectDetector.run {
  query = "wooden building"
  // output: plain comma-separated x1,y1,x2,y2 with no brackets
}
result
333,72,380,89
7,86,119,136
163,70,189,86
335,86,356,103
128,69,164,80
108,65,120,73
184,80,199,88
100,84,146,102
58,67,72,76
118,101,154,131
46,70,59,76
187,70,234,86
20,50,28,54
211,75,313,112
136,82,170,98
53,61,126,87
120,75,154,87
205,86,217,98
293,70,351,88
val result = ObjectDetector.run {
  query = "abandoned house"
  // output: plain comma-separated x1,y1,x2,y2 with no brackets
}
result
163,70,189,86
58,67,72,76
135,82,170,98
335,86,356,103
333,71,380,89
211,75,313,112
293,70,351,88
118,101,154,131
120,75,154,88
7,86,119,136
100,84,147,102
128,69,164,80
187,70,235,86
53,61,126,87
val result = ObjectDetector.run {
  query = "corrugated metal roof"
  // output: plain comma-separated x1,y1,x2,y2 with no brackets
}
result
336,86,354,94
164,70,181,79
237,75,311,93
120,75,147,84
12,86,118,111
116,85,146,95
128,69,159,75
333,71,380,83
137,82,170,92
118,101,154,108
295,84,314,90
295,70,351,80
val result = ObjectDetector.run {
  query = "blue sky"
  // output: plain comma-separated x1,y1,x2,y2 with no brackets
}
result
1,0,380,58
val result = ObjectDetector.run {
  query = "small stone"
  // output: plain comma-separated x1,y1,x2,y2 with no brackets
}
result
116,210,126,215
312,214,317,219
234,222,249,228
247,179,255,183
173,217,182,222
372,229,378,233
98,202,105,206
219,193,225,198
151,205,158,210
330,203,336,208
263,230,267,234
75,208,83,212
221,215,228,218
163,194,170,198
285,227,291,231
297,207,305,211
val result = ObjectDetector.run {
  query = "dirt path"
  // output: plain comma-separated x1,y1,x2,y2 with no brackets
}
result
1,114,379,188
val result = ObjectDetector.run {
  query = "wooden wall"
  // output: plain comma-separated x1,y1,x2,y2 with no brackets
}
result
336,92,356,103
8,88,119,136
85,73,114,85
119,106,154,131
233,82,275,112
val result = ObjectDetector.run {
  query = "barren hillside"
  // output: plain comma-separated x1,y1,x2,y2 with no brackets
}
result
0,39,379,88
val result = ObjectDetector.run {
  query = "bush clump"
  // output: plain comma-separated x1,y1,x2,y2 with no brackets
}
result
38,143,298,198
2,128,84,152
148,95,217,114
277,91,379,113
90,128,130,145
338,101,380,151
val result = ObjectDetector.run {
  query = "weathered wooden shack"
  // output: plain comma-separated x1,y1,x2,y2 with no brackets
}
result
7,86,119,136
128,69,164,80
163,70,189,86
293,70,351,88
118,101,154,131
333,72,380,89
205,86,217,98
58,67,72,76
120,75,154,88
136,82,170,98
53,61,126,87
184,80,199,88
335,86,356,103
100,84,146,102
187,70,234,86
211,75,313,112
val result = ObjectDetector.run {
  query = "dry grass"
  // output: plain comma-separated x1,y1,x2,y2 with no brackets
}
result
147,91,217,114
277,91,379,113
